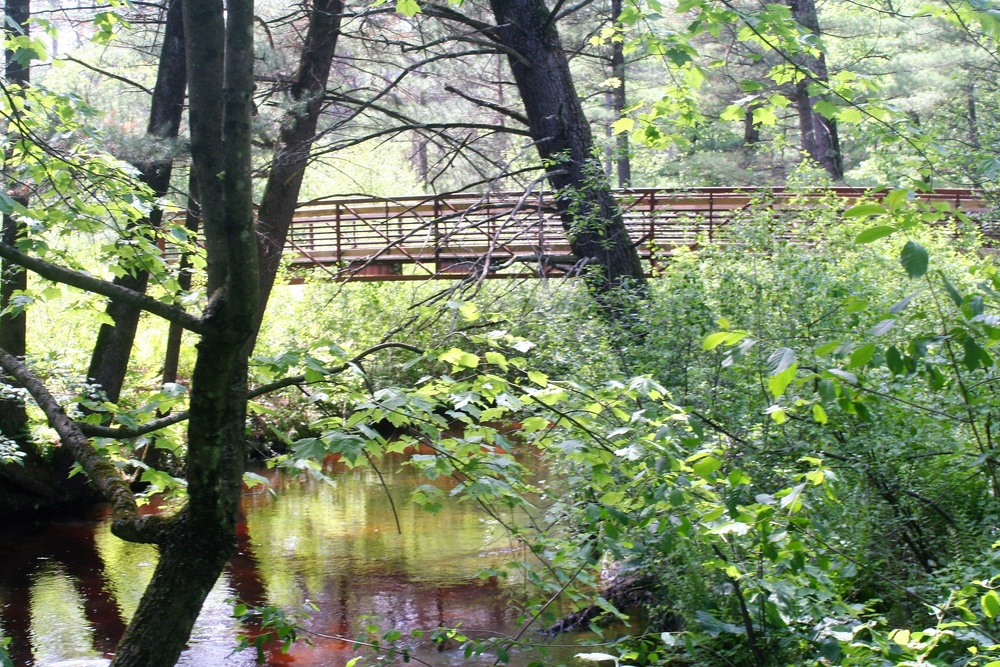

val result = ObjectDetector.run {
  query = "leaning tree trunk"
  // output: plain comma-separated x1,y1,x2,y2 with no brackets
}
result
253,0,342,339
86,0,187,404
788,0,843,180
488,0,647,320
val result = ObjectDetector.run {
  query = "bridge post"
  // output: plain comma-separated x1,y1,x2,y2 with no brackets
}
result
335,202,342,268
709,190,715,243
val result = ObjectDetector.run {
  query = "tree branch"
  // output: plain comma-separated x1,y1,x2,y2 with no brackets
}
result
418,2,498,38
80,342,425,438
0,242,205,333
59,55,155,95
444,85,529,126
0,349,172,543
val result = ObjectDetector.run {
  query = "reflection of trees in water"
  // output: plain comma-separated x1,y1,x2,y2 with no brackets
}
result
0,517,127,664
0,467,515,666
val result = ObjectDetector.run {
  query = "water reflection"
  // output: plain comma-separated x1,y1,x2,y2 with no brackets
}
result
0,459,578,666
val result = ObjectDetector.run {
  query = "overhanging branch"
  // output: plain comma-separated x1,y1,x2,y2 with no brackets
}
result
0,242,205,333
80,342,425,438
444,85,529,126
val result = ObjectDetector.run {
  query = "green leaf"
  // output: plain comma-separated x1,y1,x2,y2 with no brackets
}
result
886,346,904,375
438,347,479,369
767,406,787,424
611,117,635,134
844,204,887,218
692,455,722,479
396,0,421,15
720,104,744,122
527,370,549,387
768,363,797,398
982,590,1000,618
940,272,963,306
828,368,858,385
813,99,839,119
854,225,896,243
242,472,271,489
703,330,747,351
576,653,620,663
900,240,929,279
963,336,992,371
812,402,828,424
768,347,796,374
889,291,920,314
484,351,508,370
849,344,875,368
870,319,896,336
0,192,17,215
751,106,777,126
817,379,837,403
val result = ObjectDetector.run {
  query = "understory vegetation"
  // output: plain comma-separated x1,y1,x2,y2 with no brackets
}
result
203,194,1000,666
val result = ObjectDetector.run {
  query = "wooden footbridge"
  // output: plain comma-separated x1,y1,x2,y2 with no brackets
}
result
280,187,993,282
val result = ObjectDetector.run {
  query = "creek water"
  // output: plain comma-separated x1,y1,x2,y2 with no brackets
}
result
0,458,588,667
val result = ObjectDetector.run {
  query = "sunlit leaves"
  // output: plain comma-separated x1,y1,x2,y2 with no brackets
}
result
854,225,896,243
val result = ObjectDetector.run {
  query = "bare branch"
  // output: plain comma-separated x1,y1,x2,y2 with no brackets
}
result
418,2,498,38
444,85,529,126
58,55,155,95
0,242,205,334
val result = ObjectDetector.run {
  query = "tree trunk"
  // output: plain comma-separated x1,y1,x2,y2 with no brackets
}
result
967,85,980,150
161,175,200,387
488,0,647,319
610,0,630,188
86,0,187,404
109,0,259,661
788,0,843,180
252,0,342,337
0,0,30,440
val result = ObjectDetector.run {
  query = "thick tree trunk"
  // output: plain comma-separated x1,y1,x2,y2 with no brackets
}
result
788,0,843,180
109,0,258,661
87,0,187,403
488,0,647,319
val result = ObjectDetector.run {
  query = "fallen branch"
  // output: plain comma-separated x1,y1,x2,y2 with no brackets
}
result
0,349,172,543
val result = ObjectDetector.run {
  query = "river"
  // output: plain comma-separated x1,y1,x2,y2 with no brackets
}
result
0,458,589,666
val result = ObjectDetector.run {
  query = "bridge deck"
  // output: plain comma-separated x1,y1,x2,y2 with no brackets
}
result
279,187,993,281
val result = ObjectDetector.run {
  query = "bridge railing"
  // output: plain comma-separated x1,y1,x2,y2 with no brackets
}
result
282,187,992,280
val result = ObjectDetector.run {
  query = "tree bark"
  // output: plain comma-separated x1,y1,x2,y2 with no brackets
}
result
252,0,342,337
610,0,630,188
488,0,647,320
109,0,259,661
788,0,843,180
162,175,200,387
86,0,188,404
0,0,31,440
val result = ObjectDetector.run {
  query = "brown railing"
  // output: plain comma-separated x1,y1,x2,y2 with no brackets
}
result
281,187,993,281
